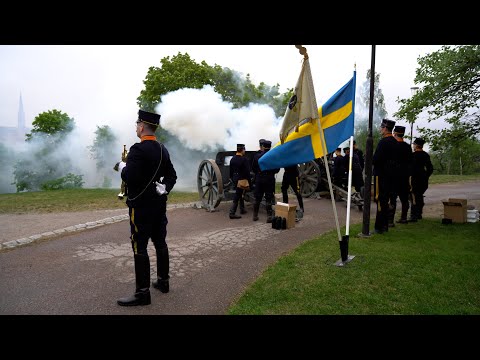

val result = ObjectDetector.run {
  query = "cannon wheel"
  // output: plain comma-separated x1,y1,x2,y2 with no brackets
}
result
197,159,224,209
298,160,320,198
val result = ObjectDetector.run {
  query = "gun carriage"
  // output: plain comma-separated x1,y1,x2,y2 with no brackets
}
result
197,150,363,212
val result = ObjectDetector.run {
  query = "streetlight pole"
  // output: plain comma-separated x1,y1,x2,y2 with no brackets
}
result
410,86,419,144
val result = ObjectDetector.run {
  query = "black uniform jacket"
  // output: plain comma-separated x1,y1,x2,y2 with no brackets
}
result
411,150,433,189
122,138,177,208
373,134,400,178
283,164,299,179
230,152,251,184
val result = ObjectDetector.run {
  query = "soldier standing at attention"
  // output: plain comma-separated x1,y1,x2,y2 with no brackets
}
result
115,109,177,306
281,164,304,214
390,125,413,225
332,147,345,188
372,119,399,234
229,143,250,219
251,140,279,222
409,138,434,222
353,139,365,171
343,146,364,195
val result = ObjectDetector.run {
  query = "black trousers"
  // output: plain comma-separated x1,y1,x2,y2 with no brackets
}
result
281,174,304,210
374,175,393,231
129,205,168,255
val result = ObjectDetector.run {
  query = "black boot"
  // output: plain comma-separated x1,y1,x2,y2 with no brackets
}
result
152,247,170,293
229,201,241,219
397,202,409,224
253,201,260,221
117,254,151,306
266,201,273,223
388,203,395,227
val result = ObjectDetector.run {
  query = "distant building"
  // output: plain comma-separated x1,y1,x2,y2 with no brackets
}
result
0,93,30,145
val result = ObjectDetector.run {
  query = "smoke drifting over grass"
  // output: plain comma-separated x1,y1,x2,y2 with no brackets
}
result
1,85,283,193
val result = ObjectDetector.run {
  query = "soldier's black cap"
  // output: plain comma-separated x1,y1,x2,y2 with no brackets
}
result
343,147,350,152
237,144,246,150
380,118,395,130
263,140,272,149
335,147,341,152
138,109,160,126
413,138,425,147
394,125,406,134
259,138,266,146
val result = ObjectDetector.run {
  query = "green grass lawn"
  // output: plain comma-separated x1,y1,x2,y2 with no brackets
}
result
0,174,478,214
228,219,480,315
0,188,200,214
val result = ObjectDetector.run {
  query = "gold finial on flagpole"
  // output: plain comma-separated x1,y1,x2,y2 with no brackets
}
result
295,45,308,59
354,62,356,70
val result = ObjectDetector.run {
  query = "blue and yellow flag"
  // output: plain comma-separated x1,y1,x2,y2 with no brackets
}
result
259,71,356,170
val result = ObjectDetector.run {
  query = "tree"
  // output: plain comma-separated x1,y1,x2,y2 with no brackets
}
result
137,52,291,119
137,52,215,112
13,109,82,192
87,125,117,187
394,45,480,150
354,69,388,153
26,109,75,141
429,135,480,175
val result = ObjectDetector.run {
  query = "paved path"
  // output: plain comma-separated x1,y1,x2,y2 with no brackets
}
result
0,181,478,314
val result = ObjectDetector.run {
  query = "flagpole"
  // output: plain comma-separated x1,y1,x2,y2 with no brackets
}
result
335,136,356,266
345,136,353,232
295,45,342,243
318,120,342,242
360,45,376,237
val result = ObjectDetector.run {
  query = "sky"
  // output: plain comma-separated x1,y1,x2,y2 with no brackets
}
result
0,45,444,131
0,45,446,192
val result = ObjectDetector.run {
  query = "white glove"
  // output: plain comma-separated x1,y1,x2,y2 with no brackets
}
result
155,181,167,195
118,161,126,172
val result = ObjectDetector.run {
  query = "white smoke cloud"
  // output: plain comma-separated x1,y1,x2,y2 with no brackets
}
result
156,85,281,151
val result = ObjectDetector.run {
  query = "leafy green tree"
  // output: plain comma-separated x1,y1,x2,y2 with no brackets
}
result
430,136,480,175
394,45,480,150
13,109,82,192
354,69,388,152
137,52,214,111
87,125,117,187
26,109,75,141
137,52,291,119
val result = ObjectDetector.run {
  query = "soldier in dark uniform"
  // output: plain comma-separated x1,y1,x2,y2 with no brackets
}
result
389,125,413,224
332,147,346,188
343,146,364,194
251,139,266,190
353,140,365,171
229,143,251,219
281,164,304,214
251,140,279,222
115,109,177,306
409,138,433,222
372,119,399,234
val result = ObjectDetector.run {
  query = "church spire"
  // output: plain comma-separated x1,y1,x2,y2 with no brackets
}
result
18,92,25,130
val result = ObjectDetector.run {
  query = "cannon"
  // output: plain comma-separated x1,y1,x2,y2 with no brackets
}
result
197,151,363,212
197,150,274,211
297,157,364,211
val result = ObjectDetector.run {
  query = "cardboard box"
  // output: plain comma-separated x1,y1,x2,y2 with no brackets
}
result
442,198,468,223
274,202,297,229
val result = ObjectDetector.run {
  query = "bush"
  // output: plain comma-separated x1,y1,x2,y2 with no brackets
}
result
41,173,84,191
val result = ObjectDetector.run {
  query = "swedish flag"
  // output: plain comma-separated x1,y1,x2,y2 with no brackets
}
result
259,71,356,171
